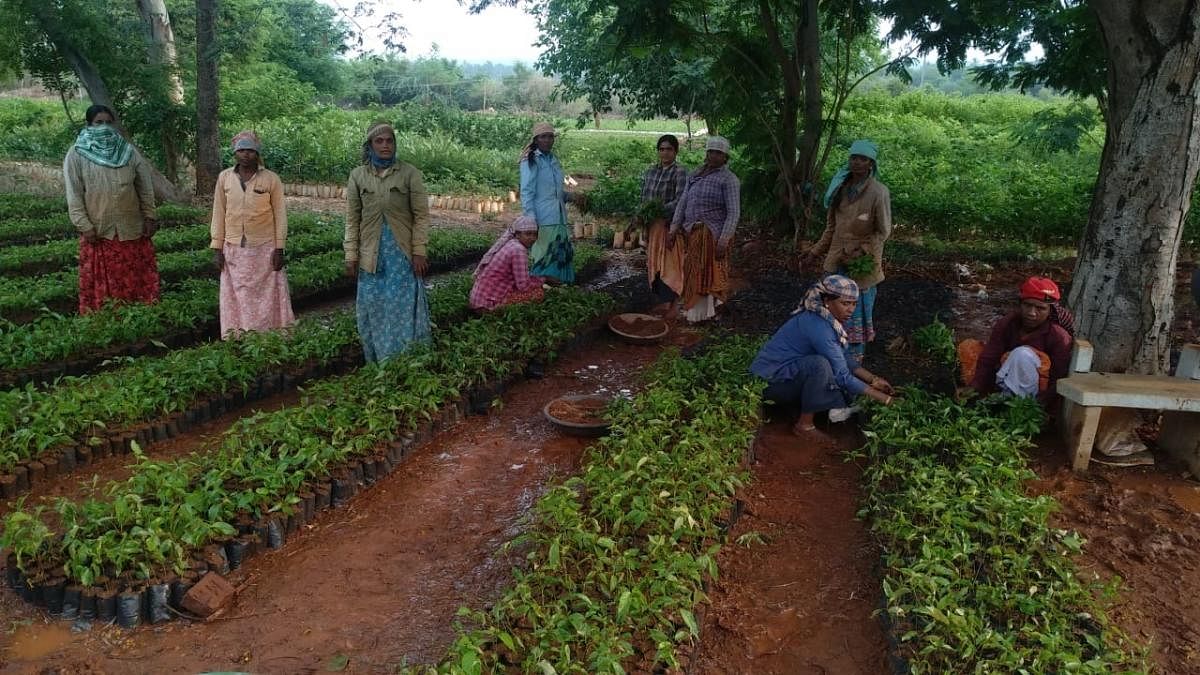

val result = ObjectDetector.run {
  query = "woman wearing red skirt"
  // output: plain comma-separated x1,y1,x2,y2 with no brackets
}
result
64,104,160,314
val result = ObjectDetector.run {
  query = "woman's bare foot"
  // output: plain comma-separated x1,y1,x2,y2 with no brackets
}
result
791,421,838,447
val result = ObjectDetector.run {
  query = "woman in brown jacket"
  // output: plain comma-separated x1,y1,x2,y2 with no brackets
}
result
803,139,892,360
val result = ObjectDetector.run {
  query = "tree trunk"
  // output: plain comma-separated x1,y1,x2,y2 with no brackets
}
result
756,0,807,237
1069,0,1200,373
24,0,188,204
794,0,823,242
135,0,185,105
137,0,186,184
195,0,222,197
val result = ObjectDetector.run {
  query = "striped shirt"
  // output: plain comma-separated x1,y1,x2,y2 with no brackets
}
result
639,162,688,215
670,166,741,245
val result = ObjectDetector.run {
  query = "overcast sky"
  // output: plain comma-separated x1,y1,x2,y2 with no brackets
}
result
320,0,543,63
318,2,1037,69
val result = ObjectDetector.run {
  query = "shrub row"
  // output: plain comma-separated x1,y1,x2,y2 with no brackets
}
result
0,228,496,384
1,286,614,628
418,337,765,673
856,389,1144,672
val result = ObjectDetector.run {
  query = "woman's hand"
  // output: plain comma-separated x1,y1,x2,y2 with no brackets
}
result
865,387,895,405
344,260,358,279
81,230,98,244
213,249,225,273
869,377,895,395
142,218,158,238
271,248,285,271
411,254,429,277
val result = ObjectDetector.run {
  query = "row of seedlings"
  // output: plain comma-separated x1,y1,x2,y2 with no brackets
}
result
0,244,607,498
0,228,500,387
0,205,210,277
0,199,204,248
419,337,766,674
0,224,349,322
1,286,615,627
856,389,1145,672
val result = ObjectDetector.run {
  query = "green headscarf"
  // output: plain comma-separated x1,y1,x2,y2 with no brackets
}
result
823,139,879,208
73,125,133,169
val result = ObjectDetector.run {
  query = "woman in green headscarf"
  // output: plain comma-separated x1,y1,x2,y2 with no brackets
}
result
803,139,893,360
64,104,160,314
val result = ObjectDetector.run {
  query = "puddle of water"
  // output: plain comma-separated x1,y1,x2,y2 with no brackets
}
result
584,250,641,290
7,622,75,660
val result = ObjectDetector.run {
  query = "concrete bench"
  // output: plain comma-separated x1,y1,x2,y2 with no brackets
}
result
1059,341,1200,472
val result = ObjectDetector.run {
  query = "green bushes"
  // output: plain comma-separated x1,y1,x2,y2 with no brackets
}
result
248,109,517,192
220,63,319,124
0,99,77,163
857,390,1144,672
3,90,1196,246
829,91,1102,243
387,101,540,151
584,174,640,217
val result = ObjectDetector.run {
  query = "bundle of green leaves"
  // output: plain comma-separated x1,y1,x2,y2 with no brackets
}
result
633,198,666,224
911,318,957,367
844,253,876,278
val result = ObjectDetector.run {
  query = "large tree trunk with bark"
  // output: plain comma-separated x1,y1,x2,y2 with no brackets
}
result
137,0,186,184
757,0,819,238
195,0,221,197
1069,0,1200,373
136,0,184,105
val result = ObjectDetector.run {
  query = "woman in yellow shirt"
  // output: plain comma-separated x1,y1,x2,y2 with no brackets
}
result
210,131,294,338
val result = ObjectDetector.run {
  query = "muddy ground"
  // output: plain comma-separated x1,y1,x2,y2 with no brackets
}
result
899,251,1200,674
0,334,671,674
1,223,1198,674
690,422,889,674
688,239,950,675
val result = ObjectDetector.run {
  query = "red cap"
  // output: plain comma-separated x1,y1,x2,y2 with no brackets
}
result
1019,276,1060,302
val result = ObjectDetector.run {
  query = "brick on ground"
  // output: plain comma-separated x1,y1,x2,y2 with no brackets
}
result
181,572,236,617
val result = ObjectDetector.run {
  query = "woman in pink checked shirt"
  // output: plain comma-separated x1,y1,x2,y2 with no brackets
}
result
469,215,552,312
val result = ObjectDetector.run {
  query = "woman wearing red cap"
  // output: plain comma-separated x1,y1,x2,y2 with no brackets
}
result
958,276,1074,405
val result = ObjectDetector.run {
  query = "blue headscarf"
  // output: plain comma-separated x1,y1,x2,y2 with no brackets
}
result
823,139,879,208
